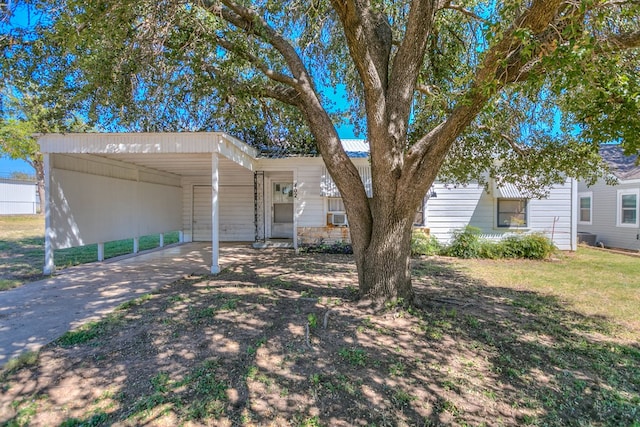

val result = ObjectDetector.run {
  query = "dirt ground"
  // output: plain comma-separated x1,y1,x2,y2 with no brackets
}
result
1,248,638,426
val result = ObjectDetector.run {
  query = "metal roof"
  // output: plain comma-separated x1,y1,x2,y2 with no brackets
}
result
493,182,526,198
38,132,258,176
257,139,369,159
599,145,640,181
341,139,370,158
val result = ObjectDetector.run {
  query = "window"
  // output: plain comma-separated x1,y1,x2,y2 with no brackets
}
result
327,198,345,213
327,198,347,226
497,198,527,228
414,204,425,226
617,189,639,227
414,195,428,226
578,192,592,225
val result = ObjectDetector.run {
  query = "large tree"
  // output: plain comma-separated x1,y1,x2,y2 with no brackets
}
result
0,87,90,213
3,0,639,303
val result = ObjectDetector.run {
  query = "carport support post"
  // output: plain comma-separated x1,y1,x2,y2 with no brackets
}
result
43,153,55,275
211,152,220,274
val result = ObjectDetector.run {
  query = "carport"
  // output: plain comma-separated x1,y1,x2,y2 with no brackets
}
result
39,132,260,275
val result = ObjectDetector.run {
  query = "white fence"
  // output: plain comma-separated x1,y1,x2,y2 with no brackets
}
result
0,179,38,215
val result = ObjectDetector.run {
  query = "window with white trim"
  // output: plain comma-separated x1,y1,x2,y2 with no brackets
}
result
578,192,592,225
617,189,638,227
497,198,528,228
327,197,345,213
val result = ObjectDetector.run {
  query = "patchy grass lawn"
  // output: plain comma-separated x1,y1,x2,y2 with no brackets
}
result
0,215,179,291
453,248,640,340
1,248,638,426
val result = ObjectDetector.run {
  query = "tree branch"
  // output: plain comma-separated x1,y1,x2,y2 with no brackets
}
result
329,0,392,108
201,63,301,107
404,0,565,189
203,0,309,81
442,4,490,23
415,84,439,97
213,36,299,88
387,0,438,149
477,125,527,156
599,30,640,50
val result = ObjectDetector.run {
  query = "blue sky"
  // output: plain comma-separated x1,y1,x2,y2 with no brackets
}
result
0,3,364,179
0,157,32,177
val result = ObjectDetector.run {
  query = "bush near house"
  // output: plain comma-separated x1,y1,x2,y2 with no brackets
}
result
305,227,556,260
439,226,557,260
410,229,442,257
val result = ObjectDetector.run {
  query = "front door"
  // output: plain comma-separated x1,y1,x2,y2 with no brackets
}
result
271,182,294,238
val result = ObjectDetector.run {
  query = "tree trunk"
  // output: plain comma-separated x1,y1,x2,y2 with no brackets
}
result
354,211,415,304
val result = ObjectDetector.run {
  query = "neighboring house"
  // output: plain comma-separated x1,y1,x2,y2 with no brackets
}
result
577,145,640,251
38,132,577,274
0,178,38,215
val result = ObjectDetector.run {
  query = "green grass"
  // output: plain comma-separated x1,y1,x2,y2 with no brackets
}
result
1,351,39,379
0,215,180,290
452,246,640,339
2,231,640,425
338,347,368,367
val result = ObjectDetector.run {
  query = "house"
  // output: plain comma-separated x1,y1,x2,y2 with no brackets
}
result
577,145,640,251
0,178,38,215
38,132,577,274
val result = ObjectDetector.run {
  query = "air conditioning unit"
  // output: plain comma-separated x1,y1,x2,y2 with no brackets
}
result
330,212,348,226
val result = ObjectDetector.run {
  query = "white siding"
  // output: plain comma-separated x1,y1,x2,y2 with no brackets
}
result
0,180,37,215
578,179,640,251
192,185,213,241
426,179,575,250
182,158,255,242
321,165,373,197
256,157,329,228
49,154,182,249
256,157,371,228
296,164,325,227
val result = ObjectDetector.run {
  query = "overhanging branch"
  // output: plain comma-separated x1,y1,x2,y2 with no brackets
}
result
213,36,299,88
442,4,490,23
202,0,309,80
599,30,640,50
477,125,527,156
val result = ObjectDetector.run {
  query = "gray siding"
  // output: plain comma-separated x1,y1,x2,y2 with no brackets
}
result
426,179,575,250
577,179,640,251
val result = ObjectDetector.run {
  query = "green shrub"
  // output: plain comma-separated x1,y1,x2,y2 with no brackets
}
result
498,233,556,259
301,241,353,254
443,228,556,260
411,230,441,256
478,240,503,259
443,226,482,258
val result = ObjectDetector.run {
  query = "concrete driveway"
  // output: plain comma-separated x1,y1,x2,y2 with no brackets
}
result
0,243,214,366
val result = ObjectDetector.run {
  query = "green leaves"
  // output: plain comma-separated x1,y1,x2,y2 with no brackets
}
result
3,0,639,184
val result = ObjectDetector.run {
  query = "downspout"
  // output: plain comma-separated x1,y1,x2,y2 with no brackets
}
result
570,177,578,251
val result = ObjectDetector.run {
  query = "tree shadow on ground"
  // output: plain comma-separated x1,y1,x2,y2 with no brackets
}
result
1,251,638,426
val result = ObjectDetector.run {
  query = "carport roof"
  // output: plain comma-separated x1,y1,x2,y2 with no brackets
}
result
38,132,258,177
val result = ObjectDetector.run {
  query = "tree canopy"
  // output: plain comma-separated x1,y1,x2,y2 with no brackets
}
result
2,0,639,302
0,85,91,212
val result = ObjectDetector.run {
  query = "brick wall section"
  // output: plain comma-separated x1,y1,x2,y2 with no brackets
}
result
297,226,431,246
297,226,351,245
